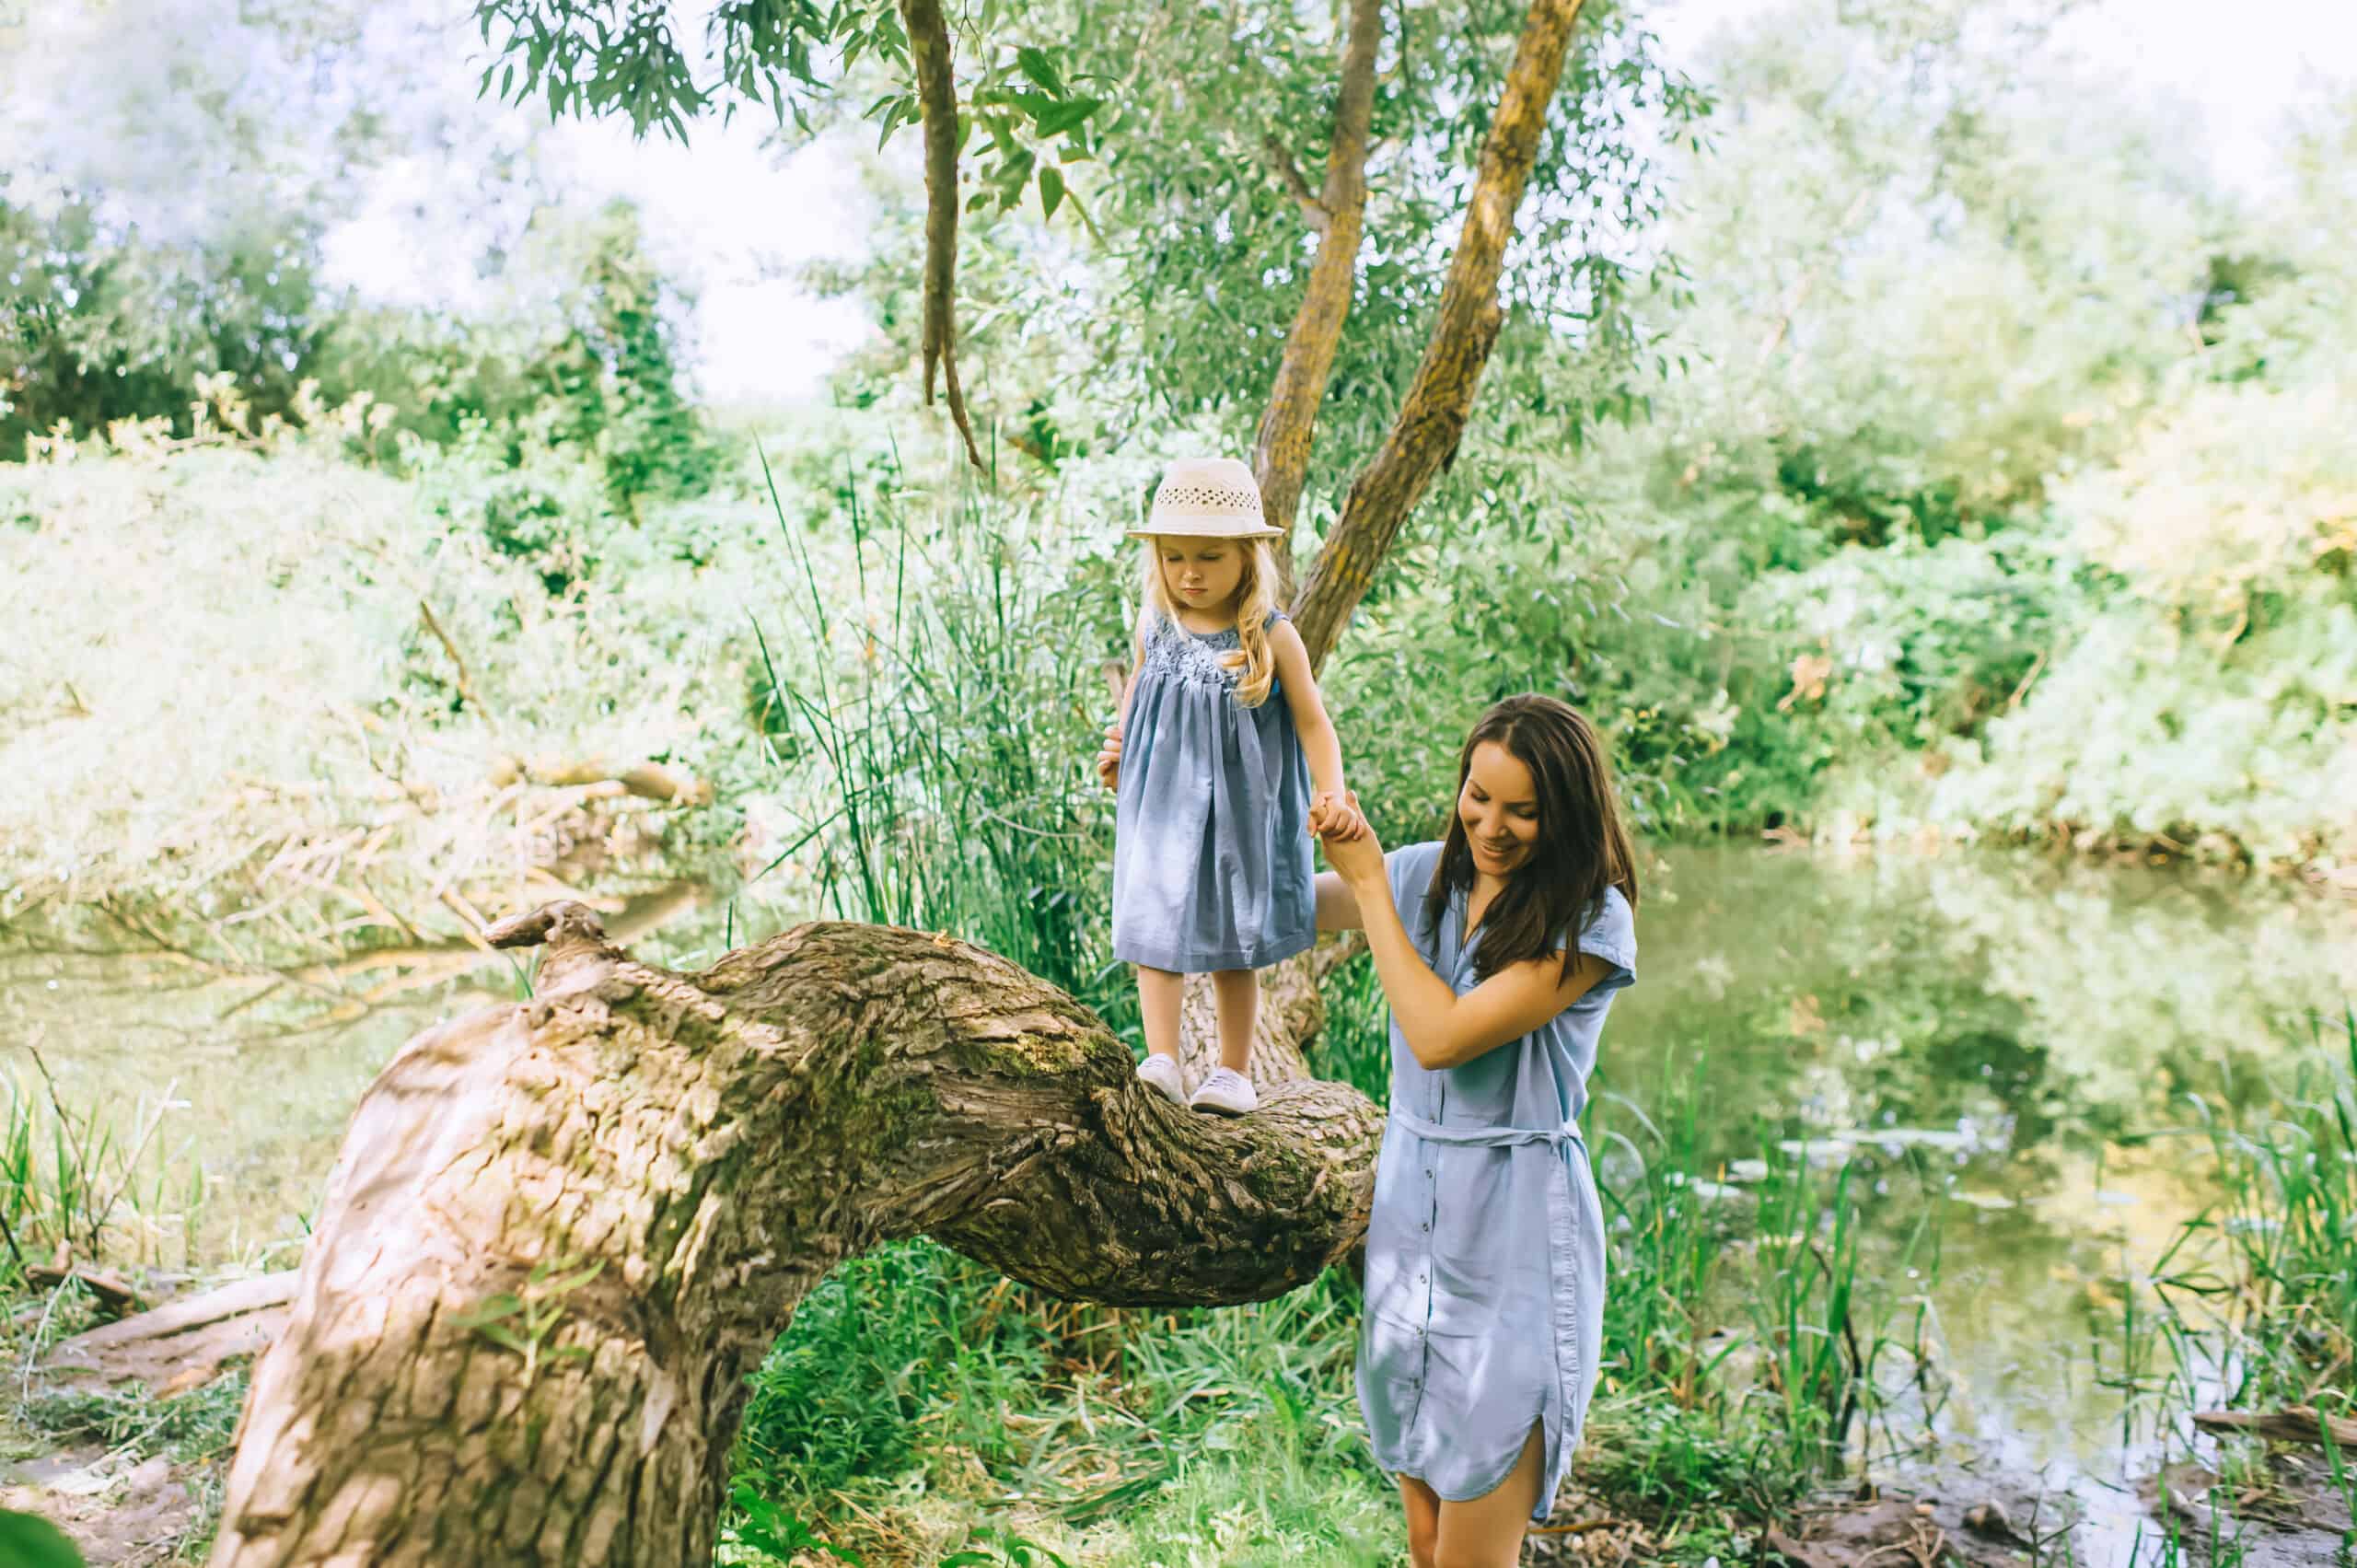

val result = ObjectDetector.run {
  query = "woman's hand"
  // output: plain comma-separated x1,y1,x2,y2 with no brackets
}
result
1316,790,1384,887
1095,722,1122,793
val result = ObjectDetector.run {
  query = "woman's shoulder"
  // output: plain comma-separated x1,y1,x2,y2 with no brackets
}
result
1573,883,1637,970
1384,839,1446,895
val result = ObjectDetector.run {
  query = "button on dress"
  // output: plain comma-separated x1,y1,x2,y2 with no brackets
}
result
1110,604,1315,973
1355,840,1638,1524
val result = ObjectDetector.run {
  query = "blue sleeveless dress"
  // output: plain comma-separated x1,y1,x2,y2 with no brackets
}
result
1110,604,1316,973
1356,840,1638,1524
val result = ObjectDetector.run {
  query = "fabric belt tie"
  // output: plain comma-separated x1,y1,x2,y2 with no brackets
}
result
1390,1109,1586,1156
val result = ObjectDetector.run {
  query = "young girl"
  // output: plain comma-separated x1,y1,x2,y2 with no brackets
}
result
1095,455,1365,1116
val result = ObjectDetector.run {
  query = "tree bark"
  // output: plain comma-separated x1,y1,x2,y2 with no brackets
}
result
900,0,985,470
207,902,1380,1566
1289,0,1591,669
1252,0,1385,595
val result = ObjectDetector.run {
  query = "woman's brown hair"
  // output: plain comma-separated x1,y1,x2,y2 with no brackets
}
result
1422,694,1639,983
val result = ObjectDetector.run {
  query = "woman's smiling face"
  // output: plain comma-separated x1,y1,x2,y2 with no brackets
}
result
1155,536,1245,614
1458,740,1540,876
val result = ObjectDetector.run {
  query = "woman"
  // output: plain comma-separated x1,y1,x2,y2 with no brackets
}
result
1313,693,1639,1568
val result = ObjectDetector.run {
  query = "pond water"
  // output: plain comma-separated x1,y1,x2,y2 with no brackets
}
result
3,845,2351,1545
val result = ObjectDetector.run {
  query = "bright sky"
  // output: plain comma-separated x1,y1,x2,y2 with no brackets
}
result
8,0,2351,408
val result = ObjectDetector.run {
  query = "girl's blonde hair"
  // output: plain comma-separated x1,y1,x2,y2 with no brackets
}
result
1138,536,1280,707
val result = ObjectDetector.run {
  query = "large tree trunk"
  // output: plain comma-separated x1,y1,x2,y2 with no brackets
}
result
1290,0,1592,668
207,903,1380,1566
1252,0,1385,595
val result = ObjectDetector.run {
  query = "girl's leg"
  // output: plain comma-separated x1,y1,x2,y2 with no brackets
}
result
1431,1419,1545,1568
1136,965,1185,1062
1398,1473,1442,1568
1208,968,1259,1074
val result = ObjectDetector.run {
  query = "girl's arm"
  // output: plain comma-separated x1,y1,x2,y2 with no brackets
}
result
1323,828,1612,1072
1096,625,1147,790
1270,619,1353,817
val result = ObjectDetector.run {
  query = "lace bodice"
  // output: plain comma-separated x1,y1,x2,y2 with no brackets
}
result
1137,607,1256,691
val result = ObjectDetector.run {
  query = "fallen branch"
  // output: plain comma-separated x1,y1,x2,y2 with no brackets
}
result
489,753,714,807
2193,1406,2357,1449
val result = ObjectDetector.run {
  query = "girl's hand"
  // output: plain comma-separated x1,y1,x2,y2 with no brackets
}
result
1095,722,1122,793
1316,791,1384,886
1310,790,1369,842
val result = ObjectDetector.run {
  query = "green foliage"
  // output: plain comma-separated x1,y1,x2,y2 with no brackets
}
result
0,1511,86,1568
734,1239,1050,1502
0,182,333,454
726,1481,867,1564
471,0,1109,232
452,1256,604,1386
20,1368,252,1471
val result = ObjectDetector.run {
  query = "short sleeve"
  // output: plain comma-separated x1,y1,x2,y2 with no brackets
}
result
1384,841,1442,907
1570,885,1636,1000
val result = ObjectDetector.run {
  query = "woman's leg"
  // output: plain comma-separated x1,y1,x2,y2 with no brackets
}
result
1208,968,1259,1074
1136,965,1185,1061
1398,1473,1443,1568
1432,1419,1546,1568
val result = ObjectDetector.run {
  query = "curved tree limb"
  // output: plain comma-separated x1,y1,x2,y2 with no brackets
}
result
207,904,1380,1565
1253,0,1386,596
900,0,986,470
1290,0,1591,669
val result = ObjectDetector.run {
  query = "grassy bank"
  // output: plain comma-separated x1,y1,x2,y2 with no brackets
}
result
2098,1007,2357,1562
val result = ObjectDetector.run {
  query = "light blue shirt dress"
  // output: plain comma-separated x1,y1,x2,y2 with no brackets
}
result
1355,840,1638,1524
1110,604,1316,973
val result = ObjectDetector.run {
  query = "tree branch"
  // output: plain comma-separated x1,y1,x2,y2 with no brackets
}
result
1290,0,1591,669
1264,132,1332,230
207,905,1380,1563
900,0,986,470
1252,0,1386,595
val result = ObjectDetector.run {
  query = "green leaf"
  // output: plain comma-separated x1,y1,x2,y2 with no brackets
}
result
1031,97,1102,139
1039,166,1065,221
0,1511,87,1568
1015,45,1065,97
1006,88,1063,124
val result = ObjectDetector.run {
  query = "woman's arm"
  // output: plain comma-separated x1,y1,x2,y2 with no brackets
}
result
1326,830,1610,1072
1314,870,1364,932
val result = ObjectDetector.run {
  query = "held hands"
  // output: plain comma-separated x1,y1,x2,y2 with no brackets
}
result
1307,788,1368,842
1311,788,1384,885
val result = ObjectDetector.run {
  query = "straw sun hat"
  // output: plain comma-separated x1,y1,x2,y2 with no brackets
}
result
1125,456,1283,540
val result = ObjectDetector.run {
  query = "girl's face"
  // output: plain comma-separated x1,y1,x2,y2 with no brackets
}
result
1155,535,1246,614
1458,740,1541,877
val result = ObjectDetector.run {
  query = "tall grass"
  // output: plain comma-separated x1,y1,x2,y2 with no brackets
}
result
2103,1006,2357,1517
1580,1063,1948,1540
0,1060,201,1282
743,443,1130,1020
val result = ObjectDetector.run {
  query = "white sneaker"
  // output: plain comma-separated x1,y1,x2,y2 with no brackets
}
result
1135,1051,1186,1106
1189,1066,1258,1117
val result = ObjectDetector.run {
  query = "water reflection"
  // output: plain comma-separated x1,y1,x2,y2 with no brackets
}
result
1598,844,2354,1529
